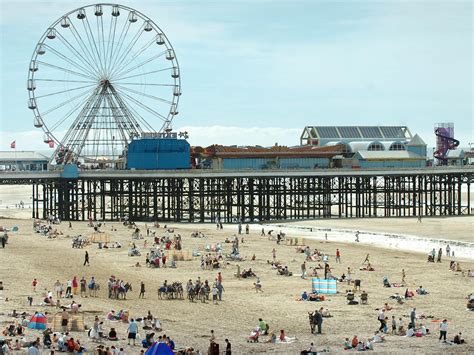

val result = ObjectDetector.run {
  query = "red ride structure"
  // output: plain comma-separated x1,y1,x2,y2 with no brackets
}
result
434,123,459,165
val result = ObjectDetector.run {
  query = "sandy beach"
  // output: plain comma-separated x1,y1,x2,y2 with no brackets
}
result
1,209,473,354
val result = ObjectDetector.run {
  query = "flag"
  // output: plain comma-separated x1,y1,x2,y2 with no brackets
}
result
10,140,16,149
48,140,54,148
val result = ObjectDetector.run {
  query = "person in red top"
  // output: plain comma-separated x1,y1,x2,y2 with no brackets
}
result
279,329,286,342
217,272,223,283
336,249,341,263
32,279,38,292
72,276,78,295
351,335,359,348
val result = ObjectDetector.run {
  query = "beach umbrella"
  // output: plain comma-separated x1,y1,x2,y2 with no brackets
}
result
28,312,47,330
145,342,174,355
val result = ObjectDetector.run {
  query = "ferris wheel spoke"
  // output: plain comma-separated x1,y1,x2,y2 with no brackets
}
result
116,89,169,121
36,60,97,81
113,67,173,82
109,36,156,80
111,51,167,79
109,22,146,78
96,15,105,76
34,83,97,99
120,101,156,132
83,17,106,77
55,32,98,76
42,44,98,79
115,82,175,87
114,84,173,104
106,94,142,137
68,18,103,78
35,79,96,84
48,87,98,131
40,86,97,117
106,15,122,77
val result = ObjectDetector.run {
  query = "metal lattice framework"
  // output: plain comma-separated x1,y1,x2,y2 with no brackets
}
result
27,4,181,164
0,169,470,222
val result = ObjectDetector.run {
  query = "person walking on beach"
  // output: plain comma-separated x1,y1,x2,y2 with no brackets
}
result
335,249,341,263
439,319,448,342
61,309,69,332
80,277,87,297
0,233,6,248
402,269,406,284
314,309,323,334
261,228,265,236
301,261,307,279
378,309,386,331
245,224,249,234
83,251,90,266
410,308,416,329
446,244,451,256
32,279,38,292
127,319,139,346
355,231,360,242
225,338,231,355
272,248,276,261
437,248,442,263
139,282,145,299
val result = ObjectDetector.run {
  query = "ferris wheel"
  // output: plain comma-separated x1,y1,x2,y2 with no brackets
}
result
27,3,181,164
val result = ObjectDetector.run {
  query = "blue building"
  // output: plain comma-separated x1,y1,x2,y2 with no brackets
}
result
127,135,190,170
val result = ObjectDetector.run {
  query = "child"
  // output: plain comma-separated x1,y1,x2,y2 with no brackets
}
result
32,279,38,292
391,316,397,334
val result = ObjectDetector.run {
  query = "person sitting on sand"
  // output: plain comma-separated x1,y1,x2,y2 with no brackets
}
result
404,288,414,299
372,331,385,343
383,303,392,311
351,336,359,348
356,341,365,351
266,332,277,343
343,338,352,350
360,262,375,271
467,270,474,277
108,328,118,341
320,308,332,317
278,329,296,343
405,327,415,337
308,292,323,302
453,332,465,344
301,291,308,301
416,286,429,295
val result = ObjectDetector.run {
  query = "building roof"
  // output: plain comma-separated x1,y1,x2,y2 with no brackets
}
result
301,126,412,141
446,150,464,159
406,134,426,146
0,151,50,162
355,150,425,161
194,144,346,159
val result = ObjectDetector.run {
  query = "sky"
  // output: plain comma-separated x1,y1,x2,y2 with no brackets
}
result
0,0,472,151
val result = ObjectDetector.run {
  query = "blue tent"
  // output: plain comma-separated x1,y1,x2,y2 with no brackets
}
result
145,342,174,355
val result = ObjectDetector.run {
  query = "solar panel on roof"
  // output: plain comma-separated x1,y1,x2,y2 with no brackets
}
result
317,126,339,138
359,126,383,138
380,127,405,138
338,126,361,138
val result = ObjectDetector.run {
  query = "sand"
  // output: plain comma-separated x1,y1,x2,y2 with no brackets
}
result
1,211,473,354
